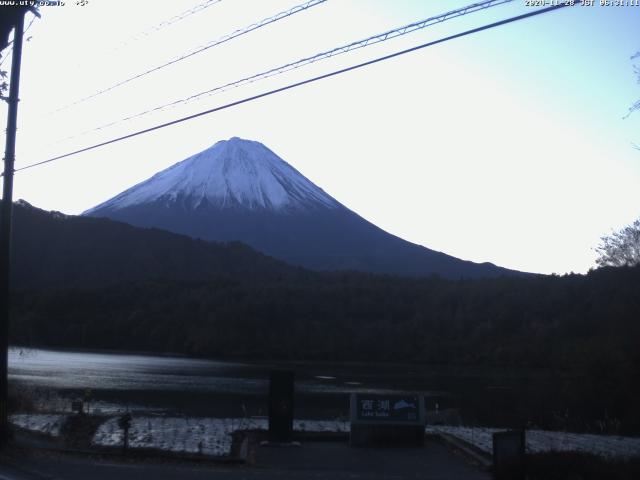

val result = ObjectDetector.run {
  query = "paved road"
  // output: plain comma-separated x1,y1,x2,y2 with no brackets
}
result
254,439,490,480
0,439,490,480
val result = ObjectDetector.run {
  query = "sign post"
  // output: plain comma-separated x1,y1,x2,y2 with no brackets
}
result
492,429,525,480
268,370,294,443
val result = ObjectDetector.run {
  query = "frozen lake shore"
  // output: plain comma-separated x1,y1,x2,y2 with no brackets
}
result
10,413,640,460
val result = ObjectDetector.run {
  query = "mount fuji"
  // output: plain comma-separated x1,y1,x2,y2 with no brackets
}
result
84,137,519,278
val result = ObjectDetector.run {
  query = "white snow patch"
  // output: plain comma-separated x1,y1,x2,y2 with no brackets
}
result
427,425,640,460
13,412,638,460
10,413,68,437
92,417,350,457
85,137,340,214
92,417,640,459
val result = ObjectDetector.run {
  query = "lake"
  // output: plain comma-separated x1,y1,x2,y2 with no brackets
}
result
8,347,552,424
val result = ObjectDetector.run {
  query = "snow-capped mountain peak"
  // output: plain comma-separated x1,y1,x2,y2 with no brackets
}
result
85,137,339,214
84,137,520,279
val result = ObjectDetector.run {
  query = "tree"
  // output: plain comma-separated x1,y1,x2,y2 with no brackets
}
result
624,51,640,150
628,51,640,149
625,51,640,120
596,218,640,268
0,6,38,100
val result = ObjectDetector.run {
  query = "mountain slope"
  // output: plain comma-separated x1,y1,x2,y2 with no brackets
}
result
85,137,522,279
9,200,298,290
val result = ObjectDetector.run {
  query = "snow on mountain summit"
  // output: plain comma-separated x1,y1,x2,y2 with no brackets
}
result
85,137,339,214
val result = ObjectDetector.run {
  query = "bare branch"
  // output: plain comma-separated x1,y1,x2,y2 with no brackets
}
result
595,219,640,268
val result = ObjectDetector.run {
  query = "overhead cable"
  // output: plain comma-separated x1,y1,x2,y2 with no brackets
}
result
52,0,328,113
67,0,515,139
11,3,576,176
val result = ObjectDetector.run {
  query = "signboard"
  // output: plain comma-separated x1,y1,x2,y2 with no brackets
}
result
350,393,425,446
355,395,421,422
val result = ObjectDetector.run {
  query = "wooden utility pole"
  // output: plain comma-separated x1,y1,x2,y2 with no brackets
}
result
0,9,25,449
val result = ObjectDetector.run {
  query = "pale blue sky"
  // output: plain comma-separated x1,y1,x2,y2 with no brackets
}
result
1,0,639,274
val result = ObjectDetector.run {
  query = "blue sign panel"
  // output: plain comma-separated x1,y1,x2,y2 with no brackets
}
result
355,394,421,422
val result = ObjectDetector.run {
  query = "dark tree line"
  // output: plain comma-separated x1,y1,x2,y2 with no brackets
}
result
11,266,639,368
9,265,640,433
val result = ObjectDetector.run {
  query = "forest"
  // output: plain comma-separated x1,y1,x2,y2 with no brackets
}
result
6,202,640,433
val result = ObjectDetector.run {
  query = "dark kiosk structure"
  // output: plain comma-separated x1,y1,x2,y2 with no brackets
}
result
268,370,295,443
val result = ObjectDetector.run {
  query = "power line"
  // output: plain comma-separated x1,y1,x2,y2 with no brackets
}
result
11,3,576,176
52,0,327,113
66,1,225,76
64,0,515,141
24,13,37,36
0,49,10,69
137,0,224,36
106,0,224,54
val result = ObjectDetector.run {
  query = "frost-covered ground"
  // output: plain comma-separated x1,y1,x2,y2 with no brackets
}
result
92,417,350,457
10,413,67,437
10,414,640,460
427,426,640,460
93,418,639,459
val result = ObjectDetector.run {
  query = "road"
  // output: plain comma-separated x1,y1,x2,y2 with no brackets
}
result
0,439,490,480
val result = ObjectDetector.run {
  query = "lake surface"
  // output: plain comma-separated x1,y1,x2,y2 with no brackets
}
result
8,348,544,421
9,348,450,394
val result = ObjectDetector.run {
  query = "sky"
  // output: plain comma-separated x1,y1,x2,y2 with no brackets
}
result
1,0,639,275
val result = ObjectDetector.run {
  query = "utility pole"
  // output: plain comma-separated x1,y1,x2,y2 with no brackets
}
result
0,9,25,449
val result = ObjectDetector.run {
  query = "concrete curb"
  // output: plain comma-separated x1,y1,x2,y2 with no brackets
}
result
437,432,493,469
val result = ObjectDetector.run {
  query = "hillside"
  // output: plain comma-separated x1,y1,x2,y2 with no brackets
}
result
9,200,299,290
